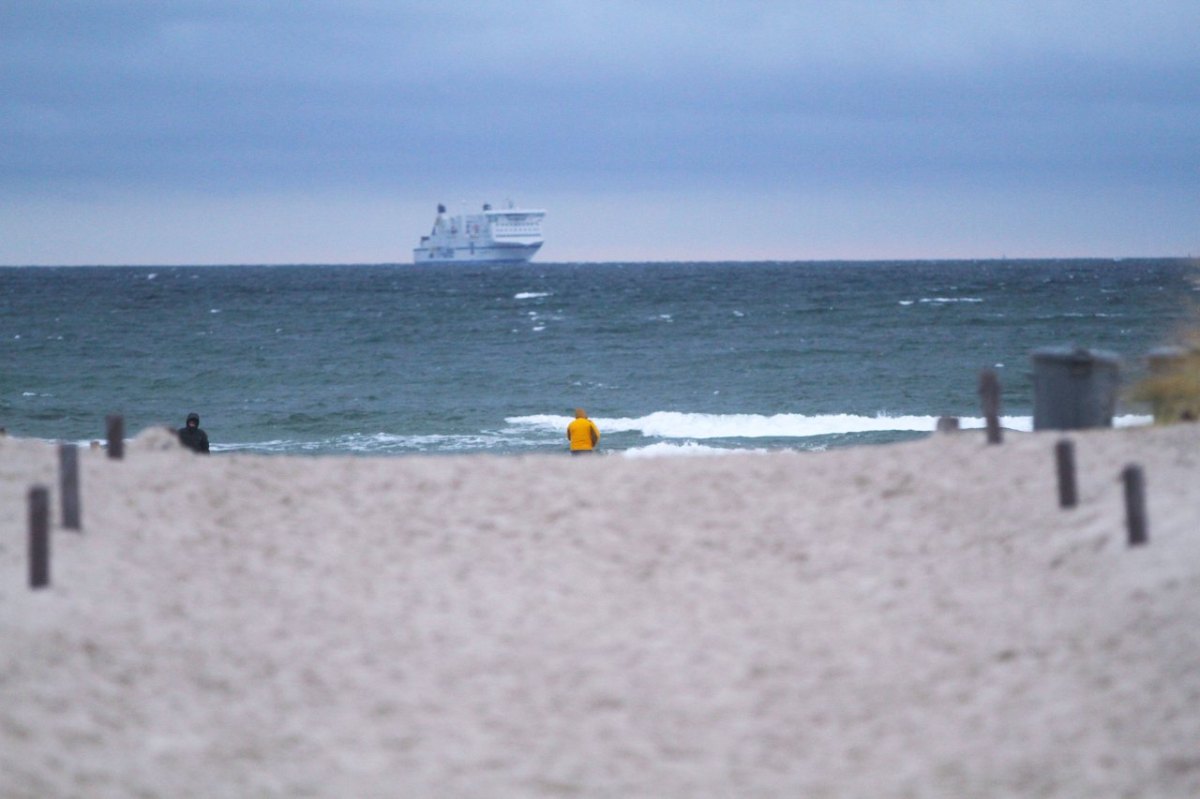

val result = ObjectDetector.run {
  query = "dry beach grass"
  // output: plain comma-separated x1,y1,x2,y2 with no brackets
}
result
2,424,1199,797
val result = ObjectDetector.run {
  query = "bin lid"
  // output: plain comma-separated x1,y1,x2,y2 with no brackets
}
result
1031,346,1120,365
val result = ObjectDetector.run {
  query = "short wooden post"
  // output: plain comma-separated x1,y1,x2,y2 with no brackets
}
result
59,443,82,530
29,486,50,589
1055,439,1077,508
936,416,960,433
106,414,124,460
979,369,1003,444
1122,464,1148,546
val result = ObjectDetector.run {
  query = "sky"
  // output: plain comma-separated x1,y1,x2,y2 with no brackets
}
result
1,1,1197,264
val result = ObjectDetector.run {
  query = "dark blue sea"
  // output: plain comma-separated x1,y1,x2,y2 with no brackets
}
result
1,260,1194,456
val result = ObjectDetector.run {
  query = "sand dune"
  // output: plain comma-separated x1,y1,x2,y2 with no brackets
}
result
2,424,1198,798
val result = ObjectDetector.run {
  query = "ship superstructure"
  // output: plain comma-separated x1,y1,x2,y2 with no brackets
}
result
413,201,545,264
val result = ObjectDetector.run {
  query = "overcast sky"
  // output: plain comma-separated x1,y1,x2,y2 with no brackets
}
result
2,1,1197,264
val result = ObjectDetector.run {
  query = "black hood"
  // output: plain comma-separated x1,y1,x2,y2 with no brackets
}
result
186,413,200,426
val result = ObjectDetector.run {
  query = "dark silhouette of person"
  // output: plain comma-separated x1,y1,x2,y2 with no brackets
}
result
178,412,210,454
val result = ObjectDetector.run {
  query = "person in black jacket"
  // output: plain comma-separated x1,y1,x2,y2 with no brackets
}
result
178,412,210,454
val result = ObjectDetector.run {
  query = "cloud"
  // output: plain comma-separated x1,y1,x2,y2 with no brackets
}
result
1,1,1197,262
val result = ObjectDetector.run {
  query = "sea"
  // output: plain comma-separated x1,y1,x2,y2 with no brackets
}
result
2,260,1195,457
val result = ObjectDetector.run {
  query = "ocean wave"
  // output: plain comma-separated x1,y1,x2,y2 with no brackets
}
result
898,297,984,306
507,411,1154,439
621,441,763,458
32,413,1156,457
217,431,546,455
510,411,953,438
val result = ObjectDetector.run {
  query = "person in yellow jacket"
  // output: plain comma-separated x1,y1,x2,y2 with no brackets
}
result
567,408,600,454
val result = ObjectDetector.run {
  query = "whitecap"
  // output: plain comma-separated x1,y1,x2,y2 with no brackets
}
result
508,411,1153,440
622,442,756,458
919,297,983,304
219,430,546,455
514,292,550,300
509,411,994,439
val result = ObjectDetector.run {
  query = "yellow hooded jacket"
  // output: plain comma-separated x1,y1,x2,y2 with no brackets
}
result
567,413,600,451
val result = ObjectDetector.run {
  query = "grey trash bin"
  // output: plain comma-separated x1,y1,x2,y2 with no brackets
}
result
1031,347,1121,431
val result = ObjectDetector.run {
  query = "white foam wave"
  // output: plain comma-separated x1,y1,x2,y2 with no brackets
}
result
513,292,550,300
1113,414,1154,427
621,442,757,458
918,297,984,304
507,411,1155,440
512,412,989,439
220,430,547,455
608,411,944,438
957,414,1150,432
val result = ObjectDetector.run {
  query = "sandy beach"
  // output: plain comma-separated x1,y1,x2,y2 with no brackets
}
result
2,424,1198,798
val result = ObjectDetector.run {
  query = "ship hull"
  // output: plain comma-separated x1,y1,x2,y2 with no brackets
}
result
412,242,543,265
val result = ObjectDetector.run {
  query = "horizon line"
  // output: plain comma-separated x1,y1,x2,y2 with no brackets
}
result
1,255,1195,269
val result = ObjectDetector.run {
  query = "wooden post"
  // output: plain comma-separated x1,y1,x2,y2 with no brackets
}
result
1055,439,1077,508
59,443,82,531
979,369,1003,444
29,486,50,589
106,414,124,460
1122,464,1148,546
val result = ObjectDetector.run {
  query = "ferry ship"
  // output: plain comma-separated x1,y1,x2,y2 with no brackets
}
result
413,201,545,264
